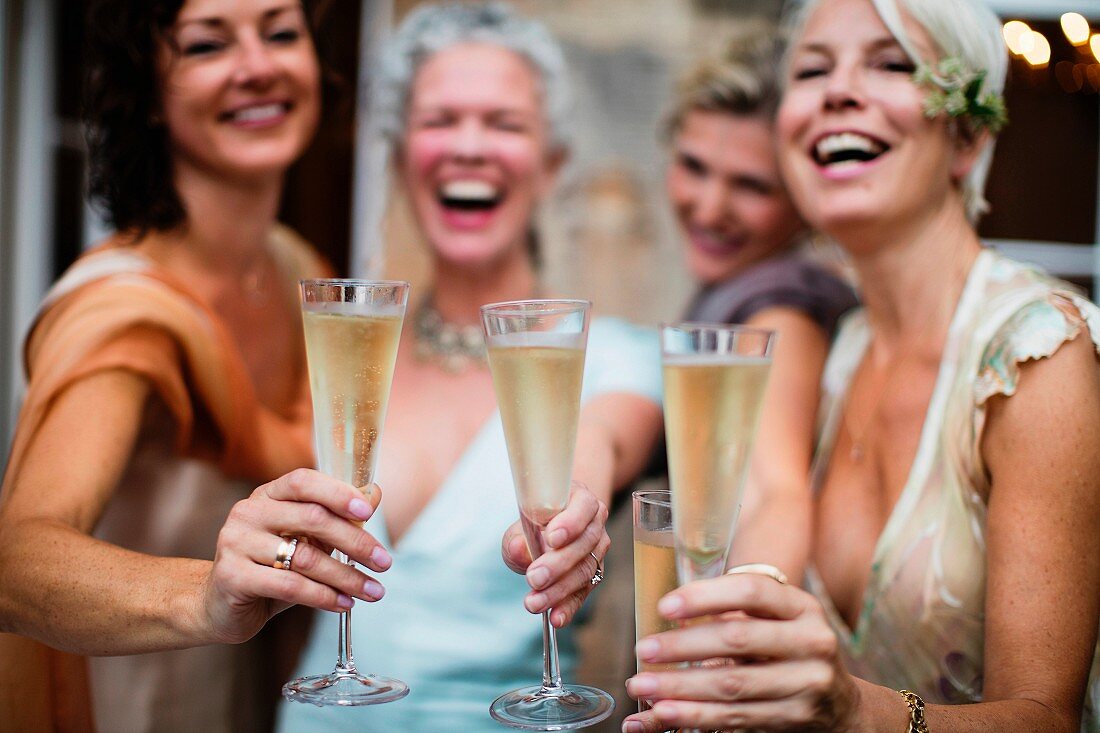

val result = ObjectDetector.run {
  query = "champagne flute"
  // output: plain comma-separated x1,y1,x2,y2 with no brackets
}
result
481,299,615,731
661,323,774,584
632,489,677,719
632,489,678,677
662,324,772,733
282,279,410,707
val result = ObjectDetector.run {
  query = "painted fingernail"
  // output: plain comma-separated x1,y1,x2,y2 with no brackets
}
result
363,579,385,601
548,528,568,547
635,638,659,661
337,594,355,609
626,674,657,696
525,592,547,613
529,565,550,589
349,498,374,520
622,722,645,733
370,545,392,570
657,594,683,616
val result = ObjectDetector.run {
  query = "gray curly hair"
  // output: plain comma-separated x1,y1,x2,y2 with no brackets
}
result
373,2,573,152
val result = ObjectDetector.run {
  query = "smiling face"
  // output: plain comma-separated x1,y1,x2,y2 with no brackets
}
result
777,0,966,244
667,110,804,285
397,42,562,269
158,0,320,183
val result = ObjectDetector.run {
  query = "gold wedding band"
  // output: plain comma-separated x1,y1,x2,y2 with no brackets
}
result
725,562,788,585
273,537,300,571
589,551,604,586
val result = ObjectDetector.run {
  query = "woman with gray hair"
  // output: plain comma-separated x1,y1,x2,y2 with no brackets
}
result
278,4,663,732
623,0,1100,731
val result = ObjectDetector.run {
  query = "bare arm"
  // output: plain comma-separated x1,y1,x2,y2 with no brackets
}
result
573,392,663,504
622,330,1100,733
0,369,393,655
728,307,826,582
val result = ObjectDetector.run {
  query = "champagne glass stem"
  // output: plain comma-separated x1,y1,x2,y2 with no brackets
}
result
540,611,563,691
334,551,357,674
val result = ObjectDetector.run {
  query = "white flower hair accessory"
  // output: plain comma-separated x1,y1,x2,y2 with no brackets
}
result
913,57,1008,134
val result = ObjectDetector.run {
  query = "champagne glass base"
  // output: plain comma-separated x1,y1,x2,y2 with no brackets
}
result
490,684,615,730
282,671,409,707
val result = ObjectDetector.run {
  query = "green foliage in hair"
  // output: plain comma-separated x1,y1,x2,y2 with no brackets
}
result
913,58,1008,134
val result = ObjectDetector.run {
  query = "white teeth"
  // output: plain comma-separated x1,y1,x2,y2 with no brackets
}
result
232,104,284,123
815,132,885,160
440,180,499,202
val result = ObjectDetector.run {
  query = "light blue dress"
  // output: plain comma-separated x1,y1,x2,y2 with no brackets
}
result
277,318,662,733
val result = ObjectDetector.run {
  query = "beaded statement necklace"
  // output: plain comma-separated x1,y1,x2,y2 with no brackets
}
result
413,297,487,374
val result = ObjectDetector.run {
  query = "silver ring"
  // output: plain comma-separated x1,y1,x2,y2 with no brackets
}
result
589,551,604,586
273,537,300,571
725,562,788,585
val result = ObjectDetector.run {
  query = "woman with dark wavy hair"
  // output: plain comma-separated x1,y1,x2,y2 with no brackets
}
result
0,1,391,730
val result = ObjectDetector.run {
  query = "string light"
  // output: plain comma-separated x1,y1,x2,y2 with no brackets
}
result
1023,31,1051,67
1092,34,1100,64
1002,20,1034,55
1061,13,1091,46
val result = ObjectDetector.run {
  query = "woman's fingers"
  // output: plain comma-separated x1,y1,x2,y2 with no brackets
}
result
255,534,386,603
619,709,664,733
625,659,829,703
260,469,380,524
524,486,606,585
543,483,604,550
213,553,357,615
635,613,836,665
524,524,608,614
228,477,391,572
643,697,822,732
260,499,392,572
501,522,532,574
659,572,808,622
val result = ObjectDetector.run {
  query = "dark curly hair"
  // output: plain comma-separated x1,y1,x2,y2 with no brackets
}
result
84,0,334,235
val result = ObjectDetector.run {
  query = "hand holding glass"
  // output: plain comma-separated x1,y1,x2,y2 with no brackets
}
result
282,279,409,706
482,299,615,730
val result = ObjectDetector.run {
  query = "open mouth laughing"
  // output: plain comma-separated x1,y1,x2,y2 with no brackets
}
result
811,131,890,172
436,179,504,229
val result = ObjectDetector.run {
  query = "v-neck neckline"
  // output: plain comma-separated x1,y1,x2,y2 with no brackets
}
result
809,249,992,647
372,408,502,552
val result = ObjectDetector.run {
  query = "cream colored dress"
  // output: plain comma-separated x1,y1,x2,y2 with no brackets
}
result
808,249,1100,731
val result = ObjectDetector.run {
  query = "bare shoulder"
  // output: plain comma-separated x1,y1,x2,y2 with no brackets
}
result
982,327,1100,467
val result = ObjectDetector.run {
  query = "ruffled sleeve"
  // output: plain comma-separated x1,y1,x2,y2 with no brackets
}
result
974,292,1100,406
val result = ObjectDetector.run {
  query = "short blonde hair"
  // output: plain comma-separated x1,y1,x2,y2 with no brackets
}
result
663,22,785,140
782,0,1007,221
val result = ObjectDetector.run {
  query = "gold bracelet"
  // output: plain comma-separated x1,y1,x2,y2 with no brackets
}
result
898,689,929,733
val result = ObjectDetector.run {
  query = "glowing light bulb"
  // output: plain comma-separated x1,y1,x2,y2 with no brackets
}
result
1002,20,1034,55
1092,34,1100,64
1062,13,1091,45
1023,31,1051,66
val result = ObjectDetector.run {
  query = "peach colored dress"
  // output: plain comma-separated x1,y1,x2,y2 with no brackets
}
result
808,249,1100,730
0,226,324,733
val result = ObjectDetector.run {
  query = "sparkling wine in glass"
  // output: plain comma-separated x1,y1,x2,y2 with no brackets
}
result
282,279,410,707
481,299,615,731
661,324,774,586
632,489,678,677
